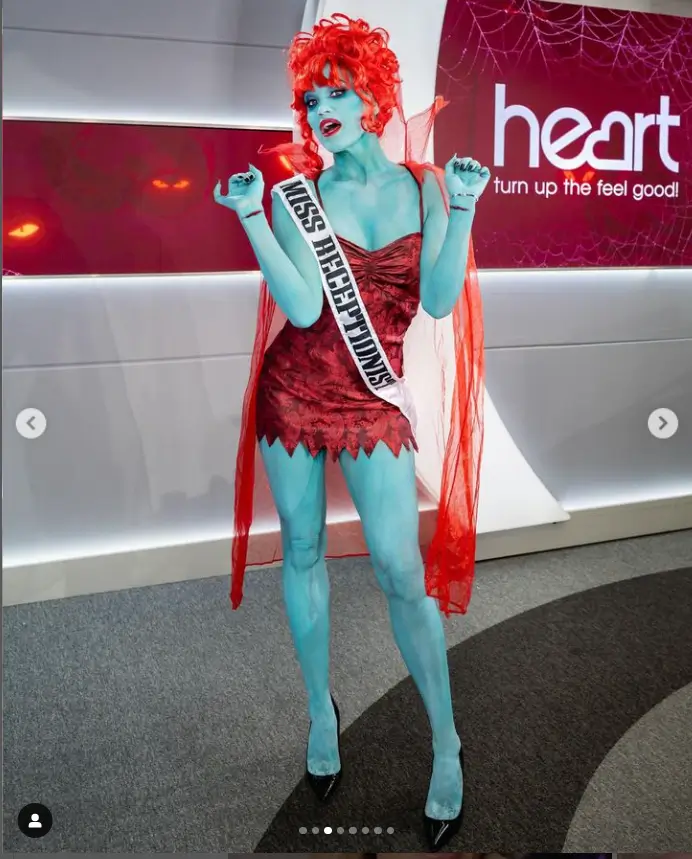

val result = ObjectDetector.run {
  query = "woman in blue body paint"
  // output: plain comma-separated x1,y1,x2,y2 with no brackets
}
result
214,14,488,851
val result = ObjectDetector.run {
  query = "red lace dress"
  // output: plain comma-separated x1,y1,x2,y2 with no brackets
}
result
255,171,424,460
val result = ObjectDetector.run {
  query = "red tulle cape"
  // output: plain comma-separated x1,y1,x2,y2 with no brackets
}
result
230,93,485,616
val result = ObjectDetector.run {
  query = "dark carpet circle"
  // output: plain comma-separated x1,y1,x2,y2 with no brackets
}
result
256,567,692,852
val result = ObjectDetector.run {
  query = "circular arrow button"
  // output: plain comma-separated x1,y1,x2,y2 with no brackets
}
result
648,407,678,440
16,407,47,440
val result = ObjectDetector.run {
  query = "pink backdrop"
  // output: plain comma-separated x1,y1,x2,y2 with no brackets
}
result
434,0,691,268
2,122,291,276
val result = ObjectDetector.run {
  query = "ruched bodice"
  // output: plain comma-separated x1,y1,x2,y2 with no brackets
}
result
256,170,424,460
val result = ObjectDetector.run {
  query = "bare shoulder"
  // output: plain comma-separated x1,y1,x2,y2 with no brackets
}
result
419,165,447,220
420,165,445,198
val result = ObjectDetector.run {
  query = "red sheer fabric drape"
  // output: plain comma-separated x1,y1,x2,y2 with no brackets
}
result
231,92,484,616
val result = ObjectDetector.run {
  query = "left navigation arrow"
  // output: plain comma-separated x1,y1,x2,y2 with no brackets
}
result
16,408,47,440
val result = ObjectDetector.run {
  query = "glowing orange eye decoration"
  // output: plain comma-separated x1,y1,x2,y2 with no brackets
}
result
152,178,190,190
8,222,40,238
564,169,596,183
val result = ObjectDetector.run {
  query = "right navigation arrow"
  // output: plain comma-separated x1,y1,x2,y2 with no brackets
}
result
648,407,678,440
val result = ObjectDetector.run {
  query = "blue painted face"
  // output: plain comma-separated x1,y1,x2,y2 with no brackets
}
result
304,73,367,153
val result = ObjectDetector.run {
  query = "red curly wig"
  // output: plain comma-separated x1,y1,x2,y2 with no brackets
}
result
266,14,402,178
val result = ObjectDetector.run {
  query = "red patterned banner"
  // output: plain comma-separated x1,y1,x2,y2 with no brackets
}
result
3,121,292,276
434,0,690,268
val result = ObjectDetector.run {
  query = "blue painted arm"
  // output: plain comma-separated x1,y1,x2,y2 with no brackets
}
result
419,171,475,319
240,193,324,328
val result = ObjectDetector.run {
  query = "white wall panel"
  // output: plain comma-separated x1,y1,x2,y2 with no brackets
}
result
7,270,690,370
5,272,691,567
3,30,292,126
4,0,304,46
3,0,305,126
3,274,261,368
486,339,692,509
3,355,250,563
481,268,692,348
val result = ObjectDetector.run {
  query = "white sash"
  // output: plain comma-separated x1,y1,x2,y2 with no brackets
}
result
271,174,418,436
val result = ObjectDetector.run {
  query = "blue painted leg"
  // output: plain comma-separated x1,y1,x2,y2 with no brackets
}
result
340,443,463,848
260,439,341,787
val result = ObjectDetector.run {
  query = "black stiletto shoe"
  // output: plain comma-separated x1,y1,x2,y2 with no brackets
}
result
423,746,465,851
305,695,342,803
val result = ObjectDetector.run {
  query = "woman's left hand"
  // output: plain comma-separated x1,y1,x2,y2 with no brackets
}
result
444,155,491,201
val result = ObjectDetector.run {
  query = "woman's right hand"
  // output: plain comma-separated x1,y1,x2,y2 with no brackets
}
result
213,164,265,216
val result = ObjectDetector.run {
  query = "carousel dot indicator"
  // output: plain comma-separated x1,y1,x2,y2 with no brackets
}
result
374,826,383,834
362,826,370,834
349,826,358,834
298,826,308,834
311,826,319,834
386,826,395,834
324,826,333,834
337,826,345,834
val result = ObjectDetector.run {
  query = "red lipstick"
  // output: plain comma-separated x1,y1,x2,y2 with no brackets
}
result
319,118,342,137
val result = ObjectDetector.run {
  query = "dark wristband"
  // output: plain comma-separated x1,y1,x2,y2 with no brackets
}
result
241,209,263,220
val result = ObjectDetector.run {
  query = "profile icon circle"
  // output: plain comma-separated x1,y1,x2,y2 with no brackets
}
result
18,803,52,838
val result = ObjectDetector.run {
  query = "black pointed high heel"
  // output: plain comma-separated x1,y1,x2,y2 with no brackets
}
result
305,695,342,803
423,745,465,851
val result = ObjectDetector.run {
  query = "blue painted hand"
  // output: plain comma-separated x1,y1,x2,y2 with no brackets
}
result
213,164,265,216
444,155,491,200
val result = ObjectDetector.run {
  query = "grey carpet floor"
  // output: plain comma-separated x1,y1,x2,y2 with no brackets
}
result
565,683,692,850
257,568,692,853
3,530,692,852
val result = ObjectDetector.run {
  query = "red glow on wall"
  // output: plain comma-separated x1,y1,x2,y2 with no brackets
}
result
2,121,291,276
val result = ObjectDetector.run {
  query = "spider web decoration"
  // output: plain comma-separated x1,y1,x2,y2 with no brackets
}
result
434,0,691,268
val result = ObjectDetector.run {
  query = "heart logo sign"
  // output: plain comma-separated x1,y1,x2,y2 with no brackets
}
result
493,84,680,173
